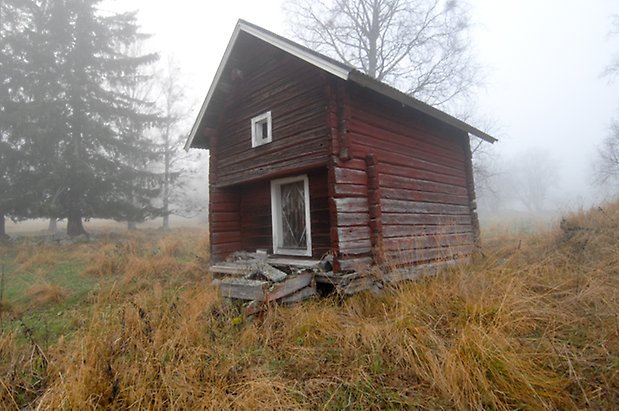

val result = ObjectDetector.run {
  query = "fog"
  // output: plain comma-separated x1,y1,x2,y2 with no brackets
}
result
4,0,619,234
111,0,619,218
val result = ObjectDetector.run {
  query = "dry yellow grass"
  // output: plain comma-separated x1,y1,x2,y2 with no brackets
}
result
1,208,619,409
14,247,57,274
25,282,69,307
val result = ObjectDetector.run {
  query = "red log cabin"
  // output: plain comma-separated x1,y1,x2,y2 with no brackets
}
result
186,20,496,274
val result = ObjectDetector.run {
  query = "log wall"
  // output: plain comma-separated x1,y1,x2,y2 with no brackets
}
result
213,41,329,187
237,168,331,258
337,82,476,267
209,39,332,261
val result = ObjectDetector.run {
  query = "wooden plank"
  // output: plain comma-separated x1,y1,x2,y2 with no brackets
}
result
334,167,367,185
338,256,373,271
256,263,288,282
211,231,242,244
334,197,368,213
280,286,318,304
336,226,371,242
266,258,320,268
382,233,474,250
384,244,474,265
210,263,254,276
210,212,243,223
382,259,465,283
381,187,469,206
333,183,367,197
380,173,468,196
217,154,328,187
381,199,470,215
382,224,473,238
337,238,372,255
379,162,467,187
265,272,313,302
336,212,370,226
219,278,268,300
381,213,471,226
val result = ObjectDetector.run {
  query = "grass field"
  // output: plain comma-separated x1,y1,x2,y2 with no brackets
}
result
1,206,618,409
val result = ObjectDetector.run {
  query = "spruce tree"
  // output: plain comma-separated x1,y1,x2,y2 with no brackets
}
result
0,0,40,238
39,0,162,236
3,1,163,236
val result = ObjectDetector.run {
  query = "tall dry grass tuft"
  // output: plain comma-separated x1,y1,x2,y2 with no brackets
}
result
14,246,57,274
83,240,138,277
25,282,69,307
0,330,50,408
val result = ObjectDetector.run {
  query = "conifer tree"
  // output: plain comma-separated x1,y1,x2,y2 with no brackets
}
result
1,0,162,236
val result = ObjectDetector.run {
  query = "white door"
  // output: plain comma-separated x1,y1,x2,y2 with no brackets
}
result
271,175,312,256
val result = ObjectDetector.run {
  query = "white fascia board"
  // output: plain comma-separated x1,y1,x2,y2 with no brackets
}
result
184,25,244,151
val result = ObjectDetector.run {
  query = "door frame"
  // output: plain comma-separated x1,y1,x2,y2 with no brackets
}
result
270,174,312,256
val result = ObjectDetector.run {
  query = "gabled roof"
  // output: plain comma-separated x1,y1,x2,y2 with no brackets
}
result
185,19,497,150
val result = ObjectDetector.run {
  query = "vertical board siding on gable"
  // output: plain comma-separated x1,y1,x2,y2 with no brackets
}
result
238,169,331,258
347,84,475,264
214,48,329,187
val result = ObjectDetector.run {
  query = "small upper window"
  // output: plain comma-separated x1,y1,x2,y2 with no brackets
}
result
251,111,272,147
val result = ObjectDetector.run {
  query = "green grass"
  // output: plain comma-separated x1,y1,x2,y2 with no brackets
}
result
0,246,96,345
0,229,208,346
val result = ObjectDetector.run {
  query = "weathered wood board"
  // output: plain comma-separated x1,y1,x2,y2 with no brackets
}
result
219,278,268,300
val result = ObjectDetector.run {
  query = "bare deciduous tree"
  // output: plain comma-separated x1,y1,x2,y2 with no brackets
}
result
596,16,619,187
155,57,206,230
510,149,559,213
284,0,478,106
471,138,503,212
158,58,185,230
594,121,619,185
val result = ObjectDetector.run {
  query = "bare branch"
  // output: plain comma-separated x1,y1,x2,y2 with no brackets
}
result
285,0,477,108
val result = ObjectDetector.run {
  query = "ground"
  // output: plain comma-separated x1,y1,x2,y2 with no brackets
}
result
0,207,618,409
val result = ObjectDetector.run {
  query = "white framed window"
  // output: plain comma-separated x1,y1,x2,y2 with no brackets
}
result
251,111,272,147
271,175,312,256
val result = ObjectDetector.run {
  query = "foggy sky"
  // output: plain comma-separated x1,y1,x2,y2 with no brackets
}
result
107,0,619,210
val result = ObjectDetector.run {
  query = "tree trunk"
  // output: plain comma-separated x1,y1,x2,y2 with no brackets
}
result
162,214,169,231
162,123,171,231
67,209,87,237
0,213,7,240
48,218,58,234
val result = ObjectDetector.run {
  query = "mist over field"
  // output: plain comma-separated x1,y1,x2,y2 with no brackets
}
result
2,1,619,408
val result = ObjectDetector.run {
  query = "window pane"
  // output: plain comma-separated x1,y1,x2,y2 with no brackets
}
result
280,181,306,249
